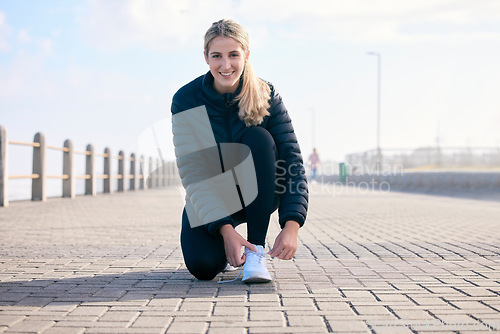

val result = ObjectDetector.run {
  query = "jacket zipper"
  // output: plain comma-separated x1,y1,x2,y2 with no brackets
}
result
224,95,233,142
224,95,244,210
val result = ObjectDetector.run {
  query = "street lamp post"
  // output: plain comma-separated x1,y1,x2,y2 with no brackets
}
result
366,51,382,174
311,108,316,149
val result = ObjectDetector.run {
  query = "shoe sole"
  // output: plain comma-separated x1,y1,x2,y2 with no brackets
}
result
242,276,272,283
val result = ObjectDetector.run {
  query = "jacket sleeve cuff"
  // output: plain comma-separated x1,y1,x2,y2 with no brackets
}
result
279,214,305,229
206,218,234,237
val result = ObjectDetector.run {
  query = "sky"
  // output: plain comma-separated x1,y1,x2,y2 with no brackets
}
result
1,0,500,173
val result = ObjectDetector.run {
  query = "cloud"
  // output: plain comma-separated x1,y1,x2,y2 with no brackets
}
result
245,0,500,44
17,29,32,43
40,38,53,55
0,51,45,98
77,0,500,51
0,11,12,51
79,0,237,51
0,33,55,99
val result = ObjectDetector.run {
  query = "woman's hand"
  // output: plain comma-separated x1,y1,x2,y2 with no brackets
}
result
219,225,256,267
268,220,300,260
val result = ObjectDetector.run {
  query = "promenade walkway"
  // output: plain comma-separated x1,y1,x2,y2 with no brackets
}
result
0,185,499,333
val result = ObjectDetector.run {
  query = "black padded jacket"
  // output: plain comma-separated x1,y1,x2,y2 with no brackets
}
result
171,71,308,236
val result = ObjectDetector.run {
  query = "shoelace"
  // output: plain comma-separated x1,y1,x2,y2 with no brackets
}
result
217,253,281,284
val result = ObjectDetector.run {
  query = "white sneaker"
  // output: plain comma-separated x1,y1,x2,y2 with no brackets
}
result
242,244,272,283
223,263,239,272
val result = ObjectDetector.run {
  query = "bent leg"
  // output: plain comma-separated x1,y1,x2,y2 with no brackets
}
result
180,208,227,280
240,127,277,246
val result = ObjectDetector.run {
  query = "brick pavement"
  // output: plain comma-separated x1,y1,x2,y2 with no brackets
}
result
0,185,499,333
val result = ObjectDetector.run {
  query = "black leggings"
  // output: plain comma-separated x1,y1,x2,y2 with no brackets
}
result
180,127,279,280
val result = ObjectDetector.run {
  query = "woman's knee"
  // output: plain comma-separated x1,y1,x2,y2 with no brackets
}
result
240,127,275,151
185,256,225,281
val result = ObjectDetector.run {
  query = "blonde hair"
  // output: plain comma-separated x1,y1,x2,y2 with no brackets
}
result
204,19,271,126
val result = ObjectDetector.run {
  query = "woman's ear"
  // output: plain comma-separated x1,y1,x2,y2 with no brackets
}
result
245,49,250,63
204,51,209,64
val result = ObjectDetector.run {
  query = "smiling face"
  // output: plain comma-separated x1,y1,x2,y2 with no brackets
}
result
205,36,249,95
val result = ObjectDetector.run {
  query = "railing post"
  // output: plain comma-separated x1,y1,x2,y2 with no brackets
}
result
129,153,136,191
155,158,160,188
85,144,96,195
118,150,125,192
139,155,145,190
169,161,173,186
32,132,46,201
173,161,179,185
0,125,8,207
104,147,112,194
165,161,170,186
170,161,177,186
63,139,75,198
148,157,153,189
162,160,166,187
167,161,172,186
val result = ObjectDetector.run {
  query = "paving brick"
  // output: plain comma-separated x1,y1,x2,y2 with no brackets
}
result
7,320,54,332
315,301,353,312
0,293,30,303
52,320,127,328
374,293,411,302
179,301,212,313
458,288,498,297
85,328,165,333
146,298,181,308
209,320,284,328
409,296,450,306
69,306,109,316
287,315,325,327
42,327,86,334
248,294,279,302
394,309,435,320
435,314,479,324
15,297,53,307
280,297,316,309
98,310,139,322
167,319,208,333
206,328,246,334
130,315,172,328
478,318,500,330
212,306,246,317
249,311,283,322
249,327,327,333
352,305,392,315
61,315,100,322
325,318,369,332
0,315,25,326
451,300,495,312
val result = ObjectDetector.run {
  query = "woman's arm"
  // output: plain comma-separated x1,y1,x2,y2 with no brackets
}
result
266,84,309,228
268,220,300,260
220,225,257,267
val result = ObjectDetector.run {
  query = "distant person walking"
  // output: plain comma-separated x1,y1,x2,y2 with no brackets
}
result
308,148,320,181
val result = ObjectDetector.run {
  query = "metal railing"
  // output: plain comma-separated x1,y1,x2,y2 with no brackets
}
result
0,125,179,207
345,146,500,174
